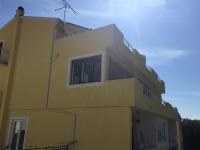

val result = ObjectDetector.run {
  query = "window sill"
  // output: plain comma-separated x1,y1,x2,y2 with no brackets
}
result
67,81,104,89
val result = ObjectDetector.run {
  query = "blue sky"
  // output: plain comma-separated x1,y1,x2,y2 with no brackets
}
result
0,0,200,119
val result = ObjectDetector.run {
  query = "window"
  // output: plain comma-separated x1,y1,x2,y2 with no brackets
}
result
0,41,3,57
69,54,102,85
8,118,28,150
109,57,133,80
157,119,168,144
143,84,151,97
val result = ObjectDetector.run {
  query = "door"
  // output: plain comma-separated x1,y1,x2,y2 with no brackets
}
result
8,118,28,150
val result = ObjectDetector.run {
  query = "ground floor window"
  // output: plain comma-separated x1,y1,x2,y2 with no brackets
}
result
8,118,28,150
157,119,168,144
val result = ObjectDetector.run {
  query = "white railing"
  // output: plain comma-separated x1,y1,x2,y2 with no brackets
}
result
123,38,138,54
162,100,177,112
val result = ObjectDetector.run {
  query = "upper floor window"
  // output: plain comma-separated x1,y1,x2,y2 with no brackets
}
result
69,54,102,85
143,84,151,97
0,41,3,57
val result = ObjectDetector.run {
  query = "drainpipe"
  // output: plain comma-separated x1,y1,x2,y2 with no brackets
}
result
45,20,77,145
0,6,24,148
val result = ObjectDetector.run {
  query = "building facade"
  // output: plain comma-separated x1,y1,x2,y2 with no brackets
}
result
0,7,183,150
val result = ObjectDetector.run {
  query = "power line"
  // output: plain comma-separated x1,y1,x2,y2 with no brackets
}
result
55,0,77,23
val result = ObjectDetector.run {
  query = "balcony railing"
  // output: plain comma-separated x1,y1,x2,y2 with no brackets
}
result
123,38,138,54
169,140,178,150
140,144,156,150
162,100,178,112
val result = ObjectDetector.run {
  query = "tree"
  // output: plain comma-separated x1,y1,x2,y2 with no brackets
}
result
182,119,200,150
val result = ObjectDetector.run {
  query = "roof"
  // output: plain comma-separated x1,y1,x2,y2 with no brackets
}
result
21,16,91,31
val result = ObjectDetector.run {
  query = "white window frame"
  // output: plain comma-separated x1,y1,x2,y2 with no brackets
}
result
7,117,29,150
67,51,105,88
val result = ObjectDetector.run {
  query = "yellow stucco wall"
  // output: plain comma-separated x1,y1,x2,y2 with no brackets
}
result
0,16,178,116
0,67,7,91
0,19,16,92
0,12,181,150
134,79,178,120
0,16,58,146
47,26,138,108
8,17,56,109
5,107,132,150
0,17,133,149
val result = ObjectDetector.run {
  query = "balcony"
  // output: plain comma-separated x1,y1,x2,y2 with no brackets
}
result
147,66,165,93
112,27,165,94
49,77,178,120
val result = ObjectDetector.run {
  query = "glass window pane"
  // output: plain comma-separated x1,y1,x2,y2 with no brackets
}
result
11,121,18,150
18,130,25,149
0,42,3,56
9,119,27,150
70,55,102,85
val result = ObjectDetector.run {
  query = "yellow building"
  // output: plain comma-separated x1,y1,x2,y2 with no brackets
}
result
0,7,183,150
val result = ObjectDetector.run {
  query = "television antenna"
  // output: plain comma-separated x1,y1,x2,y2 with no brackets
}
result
55,0,77,24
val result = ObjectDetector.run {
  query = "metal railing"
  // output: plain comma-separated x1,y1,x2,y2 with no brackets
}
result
169,141,178,150
162,100,178,112
140,144,156,150
3,141,77,150
123,38,138,54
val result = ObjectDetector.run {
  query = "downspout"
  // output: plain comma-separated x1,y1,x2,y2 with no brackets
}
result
0,7,24,148
45,20,77,144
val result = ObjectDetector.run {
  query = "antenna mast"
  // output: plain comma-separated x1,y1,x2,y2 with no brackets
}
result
55,0,77,24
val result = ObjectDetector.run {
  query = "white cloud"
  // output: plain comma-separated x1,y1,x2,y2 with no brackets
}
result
163,96,182,101
164,92,200,103
191,92,200,97
140,48,186,59
188,116,200,120
142,0,166,7
139,48,187,66
183,92,200,97
78,10,113,18
76,0,167,20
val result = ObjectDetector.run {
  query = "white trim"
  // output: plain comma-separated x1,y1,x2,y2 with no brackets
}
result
7,117,29,150
67,51,105,88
